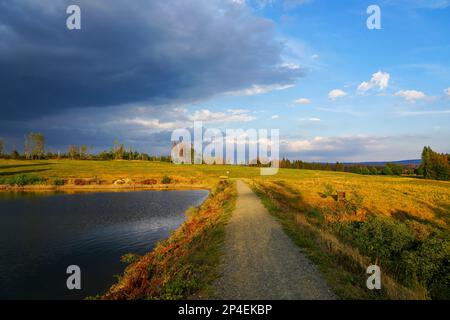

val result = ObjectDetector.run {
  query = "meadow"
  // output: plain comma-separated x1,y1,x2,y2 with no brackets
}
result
1,159,449,299
2,159,447,228
249,173,450,299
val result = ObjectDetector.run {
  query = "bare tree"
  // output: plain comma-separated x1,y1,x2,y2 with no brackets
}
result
0,138,5,157
114,140,124,160
24,134,31,159
0,138,4,157
32,133,45,159
68,145,78,160
24,133,45,159
80,145,88,160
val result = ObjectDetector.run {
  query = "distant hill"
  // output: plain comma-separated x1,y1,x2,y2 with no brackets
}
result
342,159,421,167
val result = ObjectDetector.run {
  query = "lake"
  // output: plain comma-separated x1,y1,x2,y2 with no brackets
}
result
0,189,209,300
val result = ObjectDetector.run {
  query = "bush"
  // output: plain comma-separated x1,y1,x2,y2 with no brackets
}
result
74,179,87,186
323,184,334,197
335,192,364,215
351,166,362,174
349,192,364,213
0,175,46,186
141,179,157,185
161,176,172,184
382,166,394,175
401,230,450,299
332,217,449,298
386,163,404,176
305,207,324,223
120,253,141,264
53,178,65,186
353,216,415,263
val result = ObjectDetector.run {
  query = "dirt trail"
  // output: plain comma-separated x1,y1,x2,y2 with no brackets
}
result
215,180,335,300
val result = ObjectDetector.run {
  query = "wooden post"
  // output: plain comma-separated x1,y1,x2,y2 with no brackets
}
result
337,191,346,201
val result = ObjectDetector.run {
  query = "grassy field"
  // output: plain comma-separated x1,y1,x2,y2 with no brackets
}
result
1,159,447,226
1,159,449,299
250,177,450,299
0,159,259,186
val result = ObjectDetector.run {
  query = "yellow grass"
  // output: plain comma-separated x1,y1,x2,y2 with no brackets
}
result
255,169,450,229
1,159,449,227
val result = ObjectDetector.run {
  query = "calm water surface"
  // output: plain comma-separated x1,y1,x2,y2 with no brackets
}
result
0,189,208,299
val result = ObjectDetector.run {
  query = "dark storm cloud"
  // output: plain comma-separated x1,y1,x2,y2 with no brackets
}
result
0,0,302,120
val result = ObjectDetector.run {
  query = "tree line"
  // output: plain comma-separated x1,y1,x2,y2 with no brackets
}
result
278,146,450,181
419,146,450,181
0,134,449,181
278,158,411,176
0,133,171,162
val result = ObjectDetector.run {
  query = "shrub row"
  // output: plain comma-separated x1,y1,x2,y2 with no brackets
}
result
0,175,46,186
331,216,450,299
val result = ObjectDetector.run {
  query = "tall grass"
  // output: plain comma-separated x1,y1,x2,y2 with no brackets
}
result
251,180,438,300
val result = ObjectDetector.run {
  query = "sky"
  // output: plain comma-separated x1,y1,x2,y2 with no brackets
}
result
0,0,449,161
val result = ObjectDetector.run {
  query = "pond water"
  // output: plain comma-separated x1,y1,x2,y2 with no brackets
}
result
0,189,209,300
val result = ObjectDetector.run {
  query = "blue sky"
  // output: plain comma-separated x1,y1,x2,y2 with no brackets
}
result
0,0,449,161
195,0,450,161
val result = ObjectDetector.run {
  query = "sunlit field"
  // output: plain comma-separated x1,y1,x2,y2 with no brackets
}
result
249,173,450,299
1,159,449,299
1,159,449,226
255,170,450,229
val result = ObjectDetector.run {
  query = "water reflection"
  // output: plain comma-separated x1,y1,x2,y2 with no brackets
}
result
0,189,208,299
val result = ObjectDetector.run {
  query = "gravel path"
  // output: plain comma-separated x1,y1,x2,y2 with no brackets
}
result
215,180,336,300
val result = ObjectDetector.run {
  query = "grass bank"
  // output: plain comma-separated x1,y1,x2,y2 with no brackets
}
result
101,180,237,300
250,180,449,300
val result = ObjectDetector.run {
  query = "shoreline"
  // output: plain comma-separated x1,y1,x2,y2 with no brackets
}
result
0,183,211,193
102,180,237,300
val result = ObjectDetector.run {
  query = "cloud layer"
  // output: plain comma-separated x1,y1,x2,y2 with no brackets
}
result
0,0,301,120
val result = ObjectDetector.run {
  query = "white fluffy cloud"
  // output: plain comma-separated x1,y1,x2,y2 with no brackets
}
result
294,98,311,105
123,118,182,130
445,88,450,97
189,109,256,123
122,107,256,130
328,89,347,101
228,84,294,96
394,90,427,102
357,71,390,93
283,135,384,152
